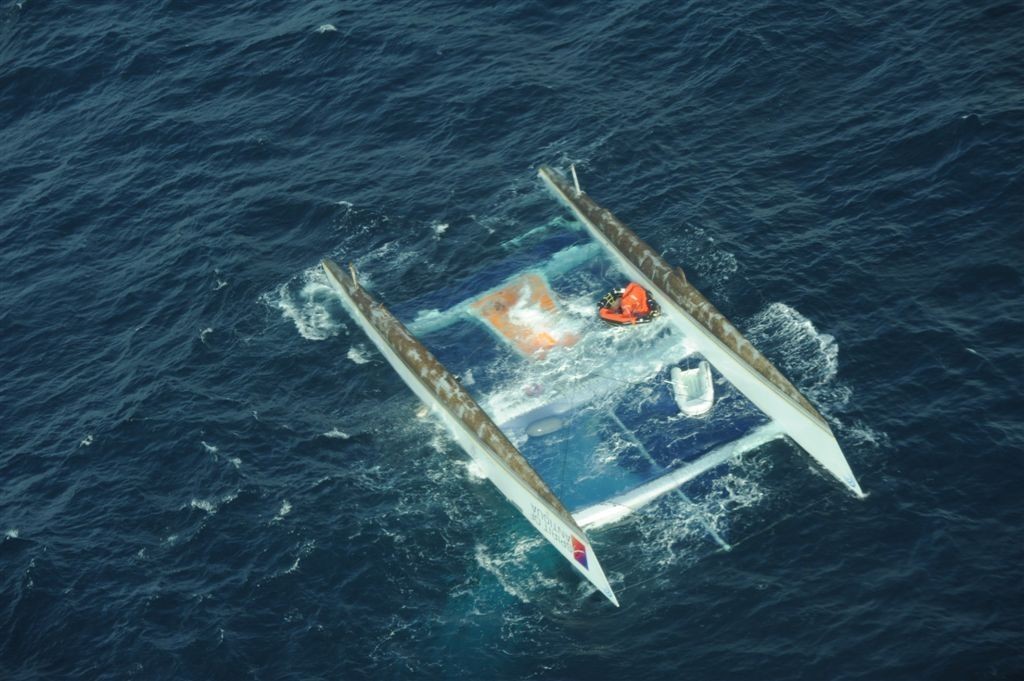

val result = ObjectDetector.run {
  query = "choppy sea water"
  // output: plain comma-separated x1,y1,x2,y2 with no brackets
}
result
2,1,1022,679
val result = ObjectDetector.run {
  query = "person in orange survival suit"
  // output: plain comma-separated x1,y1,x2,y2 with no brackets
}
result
619,282,650,317
598,282,659,325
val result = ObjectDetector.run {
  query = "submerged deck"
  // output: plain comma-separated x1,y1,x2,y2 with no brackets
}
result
406,227,775,528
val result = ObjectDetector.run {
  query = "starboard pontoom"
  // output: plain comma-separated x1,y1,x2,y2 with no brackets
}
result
538,165,864,497
321,259,620,605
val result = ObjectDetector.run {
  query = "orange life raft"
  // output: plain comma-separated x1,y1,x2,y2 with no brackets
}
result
598,282,661,326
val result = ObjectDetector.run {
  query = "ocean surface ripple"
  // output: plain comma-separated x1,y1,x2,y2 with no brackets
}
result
2,1,1021,679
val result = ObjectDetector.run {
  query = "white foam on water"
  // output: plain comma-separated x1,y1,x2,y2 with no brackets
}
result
745,301,854,416
353,239,428,288
747,302,837,387
199,327,213,343
578,431,635,483
323,428,350,439
704,467,768,518
843,419,890,458
283,540,316,575
407,307,451,335
744,301,891,453
561,294,601,320
461,459,488,481
615,456,770,576
368,615,418,666
274,500,292,521
629,505,719,573
261,265,344,341
346,344,372,364
472,535,564,605
200,439,242,468
481,360,573,427
79,434,93,447
190,498,217,514
481,319,688,429
315,23,337,33
474,543,532,603
187,490,239,516
424,428,453,458
5,528,18,539
432,221,449,237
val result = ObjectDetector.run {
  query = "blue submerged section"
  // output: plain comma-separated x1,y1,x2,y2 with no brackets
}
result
407,234,770,515
2,1,1021,680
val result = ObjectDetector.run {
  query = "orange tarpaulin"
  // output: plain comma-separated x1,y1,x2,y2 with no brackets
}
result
469,273,578,358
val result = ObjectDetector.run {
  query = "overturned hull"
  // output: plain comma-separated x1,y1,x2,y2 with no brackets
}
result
322,259,620,605
538,166,863,497
322,167,861,605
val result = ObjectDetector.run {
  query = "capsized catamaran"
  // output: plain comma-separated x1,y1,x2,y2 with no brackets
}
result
322,165,862,606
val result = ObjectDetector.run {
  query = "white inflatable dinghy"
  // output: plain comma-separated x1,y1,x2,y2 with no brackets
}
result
671,360,714,417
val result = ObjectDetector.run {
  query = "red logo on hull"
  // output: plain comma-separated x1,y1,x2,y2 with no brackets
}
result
571,536,588,570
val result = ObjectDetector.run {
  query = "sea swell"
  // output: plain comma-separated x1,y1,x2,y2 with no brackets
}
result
2,1,1022,679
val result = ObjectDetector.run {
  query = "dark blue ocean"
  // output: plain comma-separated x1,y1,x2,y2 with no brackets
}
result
2,1,1022,679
